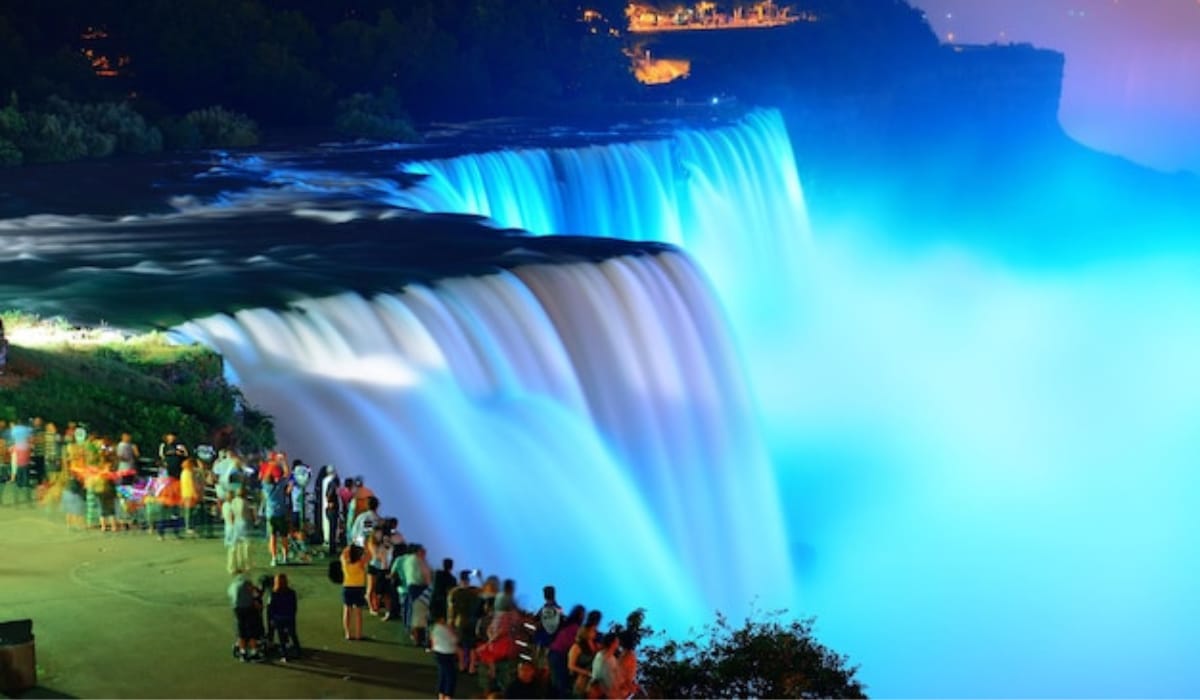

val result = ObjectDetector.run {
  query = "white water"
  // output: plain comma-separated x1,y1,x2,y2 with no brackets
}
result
178,252,795,627
169,108,1200,696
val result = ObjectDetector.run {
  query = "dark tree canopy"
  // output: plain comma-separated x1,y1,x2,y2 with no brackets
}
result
0,0,632,126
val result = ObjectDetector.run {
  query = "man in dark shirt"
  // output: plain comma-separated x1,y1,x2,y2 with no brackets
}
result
159,433,188,479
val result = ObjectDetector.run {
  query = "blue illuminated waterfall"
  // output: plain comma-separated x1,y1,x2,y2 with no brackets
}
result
389,111,810,329
179,251,793,625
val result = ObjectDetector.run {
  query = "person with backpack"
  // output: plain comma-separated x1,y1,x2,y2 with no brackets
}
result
534,585,564,666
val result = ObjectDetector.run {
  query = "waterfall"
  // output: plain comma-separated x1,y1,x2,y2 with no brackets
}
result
389,111,810,328
178,251,794,627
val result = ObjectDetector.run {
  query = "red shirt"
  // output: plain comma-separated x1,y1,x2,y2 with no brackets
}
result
258,461,283,483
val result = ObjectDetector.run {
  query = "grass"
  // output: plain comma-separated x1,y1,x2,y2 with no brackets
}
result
1,311,273,451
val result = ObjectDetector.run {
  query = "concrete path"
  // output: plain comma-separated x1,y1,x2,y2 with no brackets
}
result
0,503,447,699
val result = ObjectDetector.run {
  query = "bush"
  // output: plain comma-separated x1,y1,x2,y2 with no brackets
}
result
0,96,163,164
182,106,260,148
0,137,20,166
45,97,163,155
0,316,275,451
334,90,420,142
638,610,867,699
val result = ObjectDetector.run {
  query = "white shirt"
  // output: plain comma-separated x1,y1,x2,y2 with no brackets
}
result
350,510,379,546
430,622,459,654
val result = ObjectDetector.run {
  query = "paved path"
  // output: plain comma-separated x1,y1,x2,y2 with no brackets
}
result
0,503,445,699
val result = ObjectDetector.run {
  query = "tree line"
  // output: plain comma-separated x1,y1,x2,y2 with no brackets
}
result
0,0,633,129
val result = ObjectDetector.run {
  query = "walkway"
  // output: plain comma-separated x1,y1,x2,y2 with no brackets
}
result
0,504,439,699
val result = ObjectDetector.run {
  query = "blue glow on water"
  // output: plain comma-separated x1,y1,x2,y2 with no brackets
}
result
170,109,1200,696
372,111,1200,696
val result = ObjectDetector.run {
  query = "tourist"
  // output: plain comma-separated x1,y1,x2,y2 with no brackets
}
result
448,569,481,673
568,617,600,697
223,487,253,573
431,557,457,626
589,632,622,699
476,592,521,685
180,458,202,536
41,422,61,478
345,476,374,528
340,543,368,640
289,459,311,533
96,463,118,532
364,524,391,617
504,660,541,699
8,423,33,505
259,471,290,566
533,585,564,665
267,573,301,661
114,433,139,479
494,578,519,617
616,626,641,699
321,468,341,555
58,472,85,530
349,495,380,546
548,605,585,697
258,451,286,483
400,544,432,629
228,572,264,662
429,602,460,700
158,433,188,479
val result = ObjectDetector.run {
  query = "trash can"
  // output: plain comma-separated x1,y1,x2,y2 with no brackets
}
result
0,619,36,694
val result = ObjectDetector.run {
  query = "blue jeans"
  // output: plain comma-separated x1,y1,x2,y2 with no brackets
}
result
434,651,458,697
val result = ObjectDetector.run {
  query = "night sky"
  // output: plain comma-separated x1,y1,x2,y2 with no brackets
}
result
911,0,1200,174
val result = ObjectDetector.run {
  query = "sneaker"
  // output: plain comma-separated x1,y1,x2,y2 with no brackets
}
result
270,557,277,567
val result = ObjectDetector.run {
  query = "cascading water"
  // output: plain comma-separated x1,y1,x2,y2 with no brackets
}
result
391,110,810,330
178,251,794,627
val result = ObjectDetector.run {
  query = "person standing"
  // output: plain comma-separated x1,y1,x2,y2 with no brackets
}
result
223,487,253,573
448,570,481,674
429,604,459,700
321,469,341,556
340,544,368,641
115,433,139,478
259,472,290,566
268,573,301,661
158,433,188,479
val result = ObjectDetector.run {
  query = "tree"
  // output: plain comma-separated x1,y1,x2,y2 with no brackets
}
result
638,610,867,699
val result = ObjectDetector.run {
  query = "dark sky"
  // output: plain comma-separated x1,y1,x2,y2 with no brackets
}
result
910,0,1200,174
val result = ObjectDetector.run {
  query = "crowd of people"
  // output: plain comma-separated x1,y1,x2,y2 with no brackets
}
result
1,417,646,699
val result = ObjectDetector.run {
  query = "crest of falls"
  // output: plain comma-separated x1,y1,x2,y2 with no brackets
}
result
177,251,795,626
389,109,811,330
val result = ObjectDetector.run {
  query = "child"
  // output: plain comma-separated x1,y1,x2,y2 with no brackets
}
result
429,603,460,700
228,573,264,662
267,573,301,661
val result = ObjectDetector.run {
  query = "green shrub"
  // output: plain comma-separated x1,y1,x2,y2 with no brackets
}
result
1,315,275,451
334,90,420,142
159,116,202,150
0,137,20,166
3,97,163,163
44,97,164,155
638,610,867,699
21,111,90,162
183,106,260,148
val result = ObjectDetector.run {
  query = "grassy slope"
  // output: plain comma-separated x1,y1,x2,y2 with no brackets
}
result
1,313,271,450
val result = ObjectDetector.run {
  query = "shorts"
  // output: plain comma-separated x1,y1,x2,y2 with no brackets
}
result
234,607,263,640
342,586,367,608
269,515,289,535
